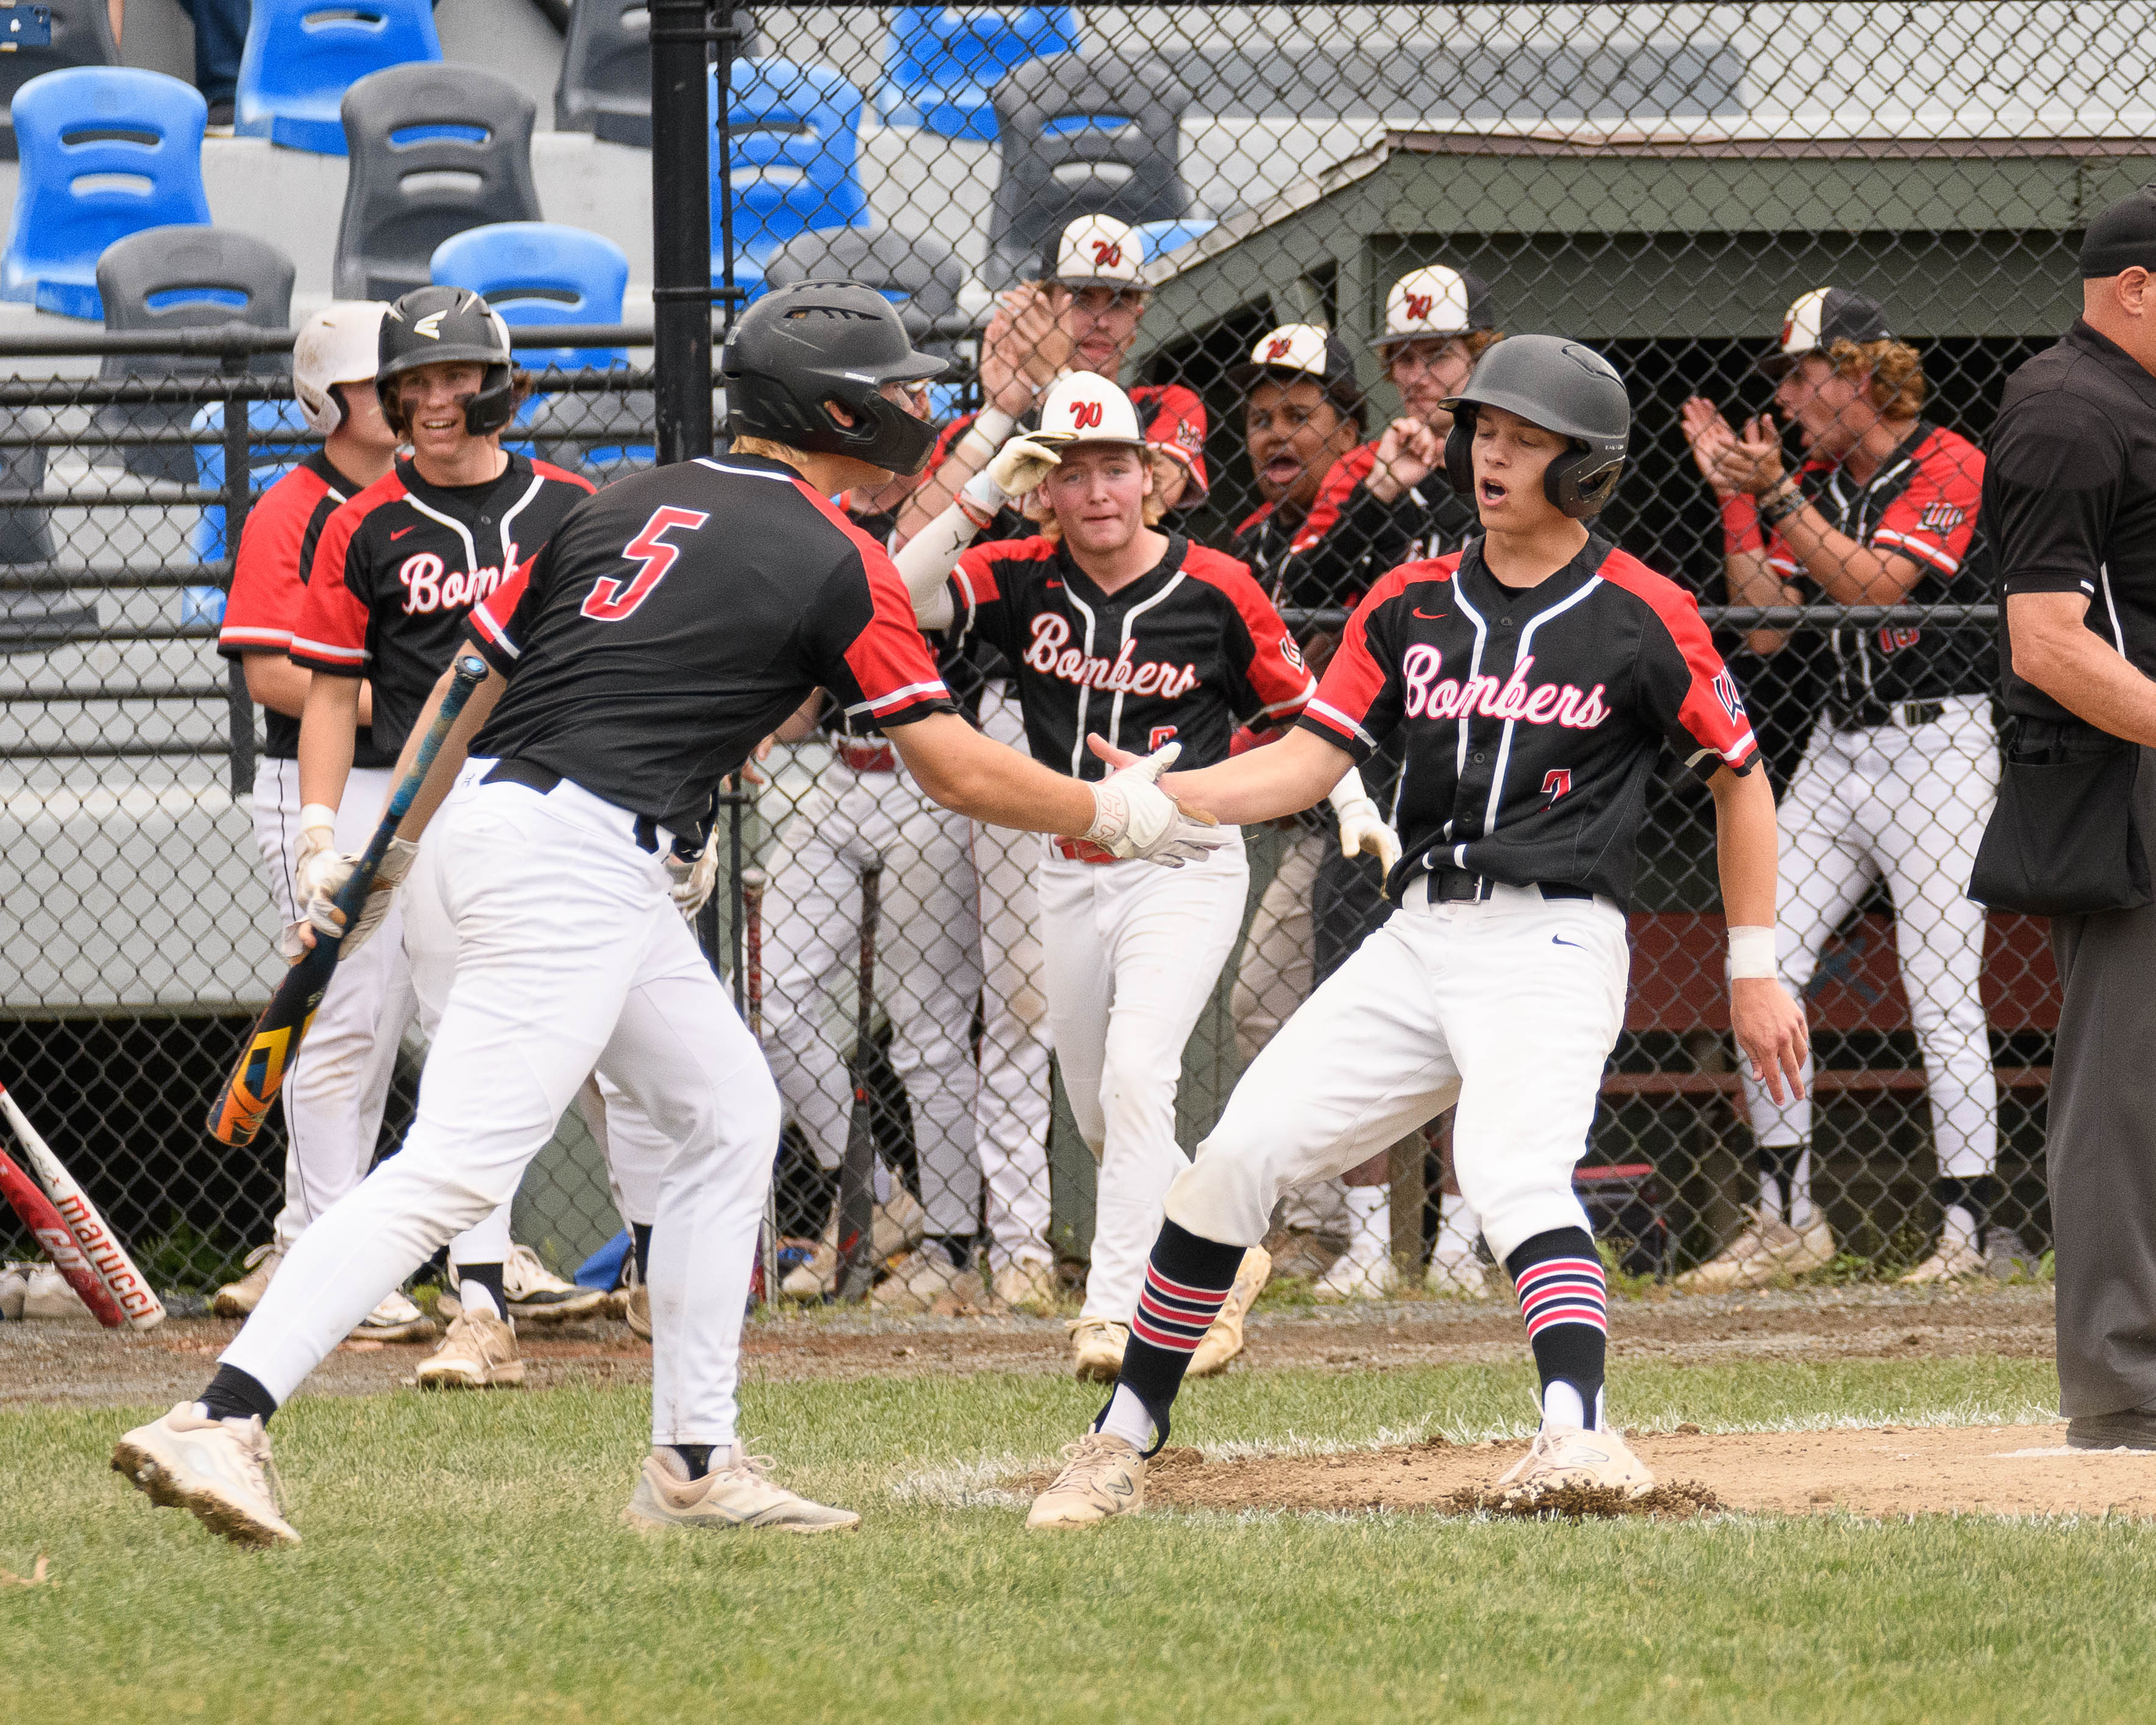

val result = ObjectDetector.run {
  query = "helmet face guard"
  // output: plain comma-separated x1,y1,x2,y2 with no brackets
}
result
1440,335,1631,521
377,287,520,440
722,281,949,475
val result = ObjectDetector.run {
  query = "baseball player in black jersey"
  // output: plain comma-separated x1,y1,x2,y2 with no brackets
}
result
1027,336,1808,1529
115,282,1222,1547
289,286,607,1387
1679,289,2012,1290
895,370,1314,1381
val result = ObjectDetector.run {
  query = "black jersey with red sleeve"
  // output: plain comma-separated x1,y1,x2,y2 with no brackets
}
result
290,452,594,756
1765,421,1992,715
1299,536,1759,909
1234,442,1480,617
947,532,1314,780
464,453,956,833
216,452,395,768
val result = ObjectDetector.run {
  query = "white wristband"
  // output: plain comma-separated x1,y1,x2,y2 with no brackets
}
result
1728,925,1777,980
300,802,338,838
955,407,1018,464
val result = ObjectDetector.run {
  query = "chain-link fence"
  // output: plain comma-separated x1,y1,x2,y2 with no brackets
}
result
5,1,2136,1314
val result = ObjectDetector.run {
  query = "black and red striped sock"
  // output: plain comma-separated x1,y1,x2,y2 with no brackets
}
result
1099,1220,1246,1454
1507,1228,1608,1429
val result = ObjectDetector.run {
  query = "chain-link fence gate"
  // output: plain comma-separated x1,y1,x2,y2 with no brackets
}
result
4,1,2132,1311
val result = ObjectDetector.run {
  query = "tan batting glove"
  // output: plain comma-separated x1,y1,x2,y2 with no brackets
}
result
1082,742,1229,868
666,828,722,919
957,432,1071,526
304,836,418,958
1328,770,1402,875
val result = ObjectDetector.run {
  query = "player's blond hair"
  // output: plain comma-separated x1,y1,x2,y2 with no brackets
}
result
1029,452,1171,543
729,434,821,469
1827,337,1926,418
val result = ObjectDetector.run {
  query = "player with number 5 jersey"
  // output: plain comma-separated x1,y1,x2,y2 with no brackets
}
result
1025,335,1810,1531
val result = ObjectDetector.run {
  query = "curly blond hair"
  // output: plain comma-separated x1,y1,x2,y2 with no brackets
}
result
1464,327,1506,360
1827,337,1926,418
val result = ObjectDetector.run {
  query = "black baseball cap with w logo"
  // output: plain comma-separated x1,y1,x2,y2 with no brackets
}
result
1759,286,1895,375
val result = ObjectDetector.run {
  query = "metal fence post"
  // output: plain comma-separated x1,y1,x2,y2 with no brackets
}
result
648,0,717,469
219,346,255,798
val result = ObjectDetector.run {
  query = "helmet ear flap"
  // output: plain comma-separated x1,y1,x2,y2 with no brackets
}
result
1543,443,1626,519
1443,409,1476,499
377,376,408,437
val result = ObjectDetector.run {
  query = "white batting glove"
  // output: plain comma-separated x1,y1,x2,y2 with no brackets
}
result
666,828,722,920
1082,742,1229,868
1330,789,1402,875
303,837,418,959
959,432,1071,524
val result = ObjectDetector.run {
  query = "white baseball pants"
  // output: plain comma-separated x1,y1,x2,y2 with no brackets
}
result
1740,695,2000,1179
974,686,1055,1270
250,758,511,1267
761,758,983,1236
1039,833,1249,1324
1168,880,1624,1267
224,764,775,1445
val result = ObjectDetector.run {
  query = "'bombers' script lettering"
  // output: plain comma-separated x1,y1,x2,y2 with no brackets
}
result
1400,646,1609,730
1023,613,1200,699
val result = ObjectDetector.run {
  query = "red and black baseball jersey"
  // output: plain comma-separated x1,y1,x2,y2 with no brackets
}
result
290,453,594,755
464,453,956,833
1766,421,1991,714
947,532,1314,780
216,452,396,769
1234,441,1480,618
1300,536,1759,908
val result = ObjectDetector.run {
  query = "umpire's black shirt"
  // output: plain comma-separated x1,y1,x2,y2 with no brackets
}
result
1988,319,2156,724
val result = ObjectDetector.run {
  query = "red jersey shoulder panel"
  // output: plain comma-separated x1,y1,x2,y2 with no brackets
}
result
1176,543,1315,718
1300,553,1462,749
788,475,952,725
1288,443,1379,554
1592,546,1758,770
289,470,411,670
1872,424,1985,576
220,463,334,655
531,458,598,496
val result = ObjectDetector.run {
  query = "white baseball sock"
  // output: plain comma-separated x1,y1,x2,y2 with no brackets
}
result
1434,1189,1481,1259
1339,1184,1390,1267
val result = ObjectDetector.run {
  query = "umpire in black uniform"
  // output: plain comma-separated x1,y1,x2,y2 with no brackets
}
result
1984,187,2156,1449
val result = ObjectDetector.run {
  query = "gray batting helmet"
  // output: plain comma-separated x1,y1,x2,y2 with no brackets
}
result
1439,334,1630,519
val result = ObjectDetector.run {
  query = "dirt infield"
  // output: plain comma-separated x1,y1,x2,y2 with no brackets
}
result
0,1281,2055,1408
1017,1424,2156,1521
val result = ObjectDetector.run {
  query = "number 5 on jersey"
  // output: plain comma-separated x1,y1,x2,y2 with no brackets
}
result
581,506,710,622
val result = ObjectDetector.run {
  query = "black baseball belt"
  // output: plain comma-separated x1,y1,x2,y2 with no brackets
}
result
1416,863,1593,904
1828,699,1946,731
481,756,672,856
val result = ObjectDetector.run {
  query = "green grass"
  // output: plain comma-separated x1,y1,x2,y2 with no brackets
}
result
4,1357,2150,1724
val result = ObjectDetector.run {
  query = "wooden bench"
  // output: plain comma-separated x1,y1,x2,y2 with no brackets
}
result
1609,912,2060,1101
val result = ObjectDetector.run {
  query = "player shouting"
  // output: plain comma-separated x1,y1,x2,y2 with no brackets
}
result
111,282,1221,1547
893,371,1314,1382
287,286,605,1387
1025,336,1809,1528
211,302,432,1343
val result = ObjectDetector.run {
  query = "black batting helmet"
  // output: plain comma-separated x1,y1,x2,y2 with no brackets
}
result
377,286,518,437
721,280,948,475
1439,335,1630,519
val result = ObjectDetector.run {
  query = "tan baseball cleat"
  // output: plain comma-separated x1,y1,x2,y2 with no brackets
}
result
415,1311,525,1389
1899,1236,1985,1284
350,1289,435,1343
624,1281,651,1340
1026,1432,1147,1530
1186,1245,1271,1378
1066,1315,1128,1381
1494,1425,1655,1505
870,1251,986,1314
1674,1208,1835,1293
993,1257,1060,1315
112,1401,300,1547
779,1188,927,1300
622,1445,859,1534
213,1242,284,1317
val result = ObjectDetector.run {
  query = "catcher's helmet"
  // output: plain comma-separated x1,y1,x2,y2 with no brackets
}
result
721,280,948,475
1439,334,1629,519
376,286,518,437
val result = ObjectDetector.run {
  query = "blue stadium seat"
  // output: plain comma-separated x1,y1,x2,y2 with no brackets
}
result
186,399,314,618
235,0,443,156
0,0,121,163
431,222,631,371
875,6,1080,141
1,68,211,319
709,57,869,288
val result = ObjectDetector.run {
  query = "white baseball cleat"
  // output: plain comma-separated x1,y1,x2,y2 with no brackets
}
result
1674,1208,1836,1293
993,1256,1061,1315
0,1262,26,1320
503,1244,610,1321
870,1251,986,1314
1186,1245,1271,1378
20,1264,95,1320
1494,1424,1655,1505
1026,1431,1147,1531
1424,1246,1494,1298
212,1242,283,1317
1314,1248,1399,1301
350,1289,434,1343
415,1311,525,1389
1066,1315,1129,1382
112,1401,300,1546
780,1189,927,1300
622,1445,859,1534
1899,1236,1986,1284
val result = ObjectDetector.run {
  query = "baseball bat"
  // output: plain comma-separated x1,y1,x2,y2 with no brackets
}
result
740,866,775,1306
833,857,883,1303
0,1142,125,1327
0,1081,163,1329
207,653,491,1147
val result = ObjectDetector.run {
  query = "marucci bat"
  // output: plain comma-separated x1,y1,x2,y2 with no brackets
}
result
207,653,490,1147
0,1079,162,1329
0,1140,124,1327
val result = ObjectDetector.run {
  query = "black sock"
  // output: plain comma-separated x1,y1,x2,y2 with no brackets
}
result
199,1364,278,1426
1756,1143,1806,1221
631,1223,653,1282
1934,1175,2003,1247
1506,1228,1608,1428
925,1232,976,1271
670,1443,713,1480
459,1262,508,1321
1107,1219,1247,1454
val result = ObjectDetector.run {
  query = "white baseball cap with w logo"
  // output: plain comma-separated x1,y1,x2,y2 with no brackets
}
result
1038,214,1147,290
1038,370,1146,446
1372,264,1495,350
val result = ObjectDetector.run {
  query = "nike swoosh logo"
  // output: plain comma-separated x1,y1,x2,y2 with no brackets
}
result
1413,606,1444,619
1552,935,1586,950
390,526,416,540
